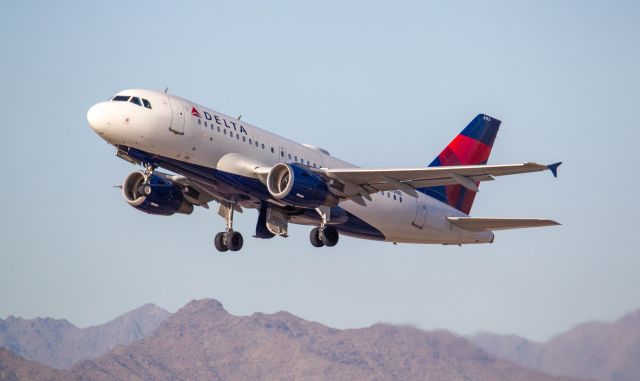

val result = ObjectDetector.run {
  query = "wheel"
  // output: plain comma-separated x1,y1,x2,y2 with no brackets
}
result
321,226,339,247
214,232,228,252
226,231,244,252
310,227,324,248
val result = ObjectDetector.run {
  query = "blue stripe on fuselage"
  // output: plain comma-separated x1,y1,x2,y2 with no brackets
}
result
124,147,385,240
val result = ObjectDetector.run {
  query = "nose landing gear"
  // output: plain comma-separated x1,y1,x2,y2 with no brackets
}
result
214,201,244,252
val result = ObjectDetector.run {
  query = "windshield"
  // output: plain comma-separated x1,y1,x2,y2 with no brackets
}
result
112,95,131,102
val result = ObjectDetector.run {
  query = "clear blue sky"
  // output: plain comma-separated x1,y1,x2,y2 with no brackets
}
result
1,1,639,342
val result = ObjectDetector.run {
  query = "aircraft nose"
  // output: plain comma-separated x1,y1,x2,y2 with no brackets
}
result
87,102,110,134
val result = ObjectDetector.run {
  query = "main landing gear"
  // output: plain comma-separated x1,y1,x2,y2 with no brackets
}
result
214,202,244,252
309,207,339,248
214,231,243,252
212,202,340,251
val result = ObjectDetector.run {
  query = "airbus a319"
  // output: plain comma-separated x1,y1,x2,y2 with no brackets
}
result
87,89,561,252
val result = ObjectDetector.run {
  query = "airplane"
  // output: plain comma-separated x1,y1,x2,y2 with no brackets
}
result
87,89,561,252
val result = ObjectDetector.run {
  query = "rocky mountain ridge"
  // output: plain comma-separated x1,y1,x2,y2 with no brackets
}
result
472,309,640,381
0,303,171,369
0,299,579,381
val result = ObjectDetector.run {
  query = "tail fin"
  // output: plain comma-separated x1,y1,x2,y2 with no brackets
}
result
420,114,501,214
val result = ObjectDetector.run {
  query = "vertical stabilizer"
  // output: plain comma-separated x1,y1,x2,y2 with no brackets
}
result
419,114,501,214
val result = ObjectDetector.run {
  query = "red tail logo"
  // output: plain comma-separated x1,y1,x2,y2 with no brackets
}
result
191,107,201,118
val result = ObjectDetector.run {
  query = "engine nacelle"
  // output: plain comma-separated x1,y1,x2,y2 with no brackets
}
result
122,171,193,216
266,163,337,208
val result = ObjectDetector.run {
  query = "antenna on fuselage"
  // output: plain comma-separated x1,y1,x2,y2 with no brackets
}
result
237,114,242,121
164,87,169,93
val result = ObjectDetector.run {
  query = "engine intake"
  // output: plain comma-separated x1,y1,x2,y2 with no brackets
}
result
122,171,193,216
266,163,337,208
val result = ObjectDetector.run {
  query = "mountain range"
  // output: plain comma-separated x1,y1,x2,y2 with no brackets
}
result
0,303,170,369
2,300,639,381
471,309,640,381
0,299,578,381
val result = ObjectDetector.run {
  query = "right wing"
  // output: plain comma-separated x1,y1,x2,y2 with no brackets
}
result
319,162,561,199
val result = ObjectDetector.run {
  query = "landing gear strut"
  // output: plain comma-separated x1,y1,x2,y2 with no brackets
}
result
143,163,156,177
135,163,157,196
310,207,339,248
214,201,244,252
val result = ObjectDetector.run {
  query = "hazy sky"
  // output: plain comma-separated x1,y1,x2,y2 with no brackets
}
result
1,1,639,342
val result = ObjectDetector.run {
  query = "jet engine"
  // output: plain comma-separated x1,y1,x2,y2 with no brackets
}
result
266,163,338,208
122,171,194,216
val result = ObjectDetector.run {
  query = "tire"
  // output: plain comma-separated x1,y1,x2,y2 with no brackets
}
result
226,231,244,252
214,232,228,252
309,227,324,247
321,226,339,247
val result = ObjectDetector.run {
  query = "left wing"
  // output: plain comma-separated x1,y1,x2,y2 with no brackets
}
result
319,162,561,198
164,174,220,209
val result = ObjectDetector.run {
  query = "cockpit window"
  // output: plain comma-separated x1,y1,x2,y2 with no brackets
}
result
129,97,142,106
142,98,152,109
112,95,131,102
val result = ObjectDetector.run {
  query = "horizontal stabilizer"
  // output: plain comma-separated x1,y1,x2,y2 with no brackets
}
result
447,217,560,231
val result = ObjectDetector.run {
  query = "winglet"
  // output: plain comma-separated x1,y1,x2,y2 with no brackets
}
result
547,162,562,178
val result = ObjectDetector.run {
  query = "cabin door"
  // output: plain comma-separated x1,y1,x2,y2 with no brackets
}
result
411,198,427,229
168,97,185,135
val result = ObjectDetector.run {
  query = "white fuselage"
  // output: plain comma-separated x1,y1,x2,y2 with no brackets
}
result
88,89,493,245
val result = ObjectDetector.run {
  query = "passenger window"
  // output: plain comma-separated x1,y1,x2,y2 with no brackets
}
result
224,129,227,135
306,160,310,166
270,147,275,153
393,194,397,200
217,126,220,132
236,134,239,139
198,119,201,125
112,95,130,102
288,154,291,160
142,99,152,109
204,121,208,127
261,143,265,149
280,151,284,157
242,136,246,142
294,156,297,162
129,97,142,106
249,138,252,145
255,141,259,147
